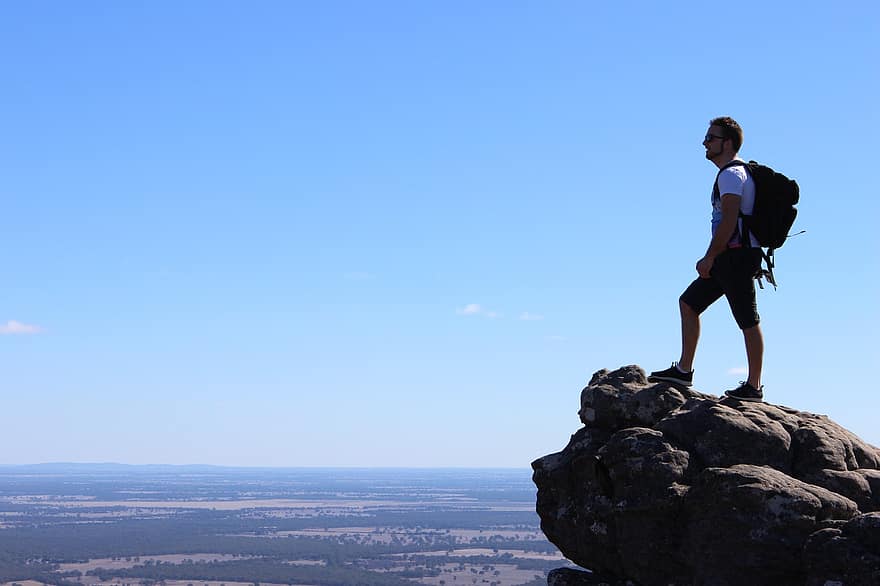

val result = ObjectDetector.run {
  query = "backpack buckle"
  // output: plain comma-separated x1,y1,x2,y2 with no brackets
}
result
755,268,777,290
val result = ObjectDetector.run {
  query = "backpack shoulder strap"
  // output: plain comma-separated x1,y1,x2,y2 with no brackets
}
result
713,159,749,201
712,160,756,254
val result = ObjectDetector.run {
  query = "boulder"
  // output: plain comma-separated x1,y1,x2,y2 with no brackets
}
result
548,567,635,585
533,365,880,586
804,513,880,586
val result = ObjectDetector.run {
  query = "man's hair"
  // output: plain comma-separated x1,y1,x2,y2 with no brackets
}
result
710,116,743,152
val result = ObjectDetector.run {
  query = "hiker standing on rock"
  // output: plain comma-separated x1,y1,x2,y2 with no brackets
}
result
649,116,765,402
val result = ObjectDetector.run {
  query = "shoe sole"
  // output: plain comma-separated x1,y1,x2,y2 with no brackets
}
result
724,391,763,402
648,375,693,387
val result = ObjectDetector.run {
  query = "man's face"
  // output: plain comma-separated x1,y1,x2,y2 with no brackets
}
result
702,125,727,161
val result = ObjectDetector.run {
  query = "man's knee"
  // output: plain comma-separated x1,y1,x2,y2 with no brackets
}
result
742,322,762,335
679,297,698,317
734,309,760,330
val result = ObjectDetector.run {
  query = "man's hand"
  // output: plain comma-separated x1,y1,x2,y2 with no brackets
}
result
696,255,715,278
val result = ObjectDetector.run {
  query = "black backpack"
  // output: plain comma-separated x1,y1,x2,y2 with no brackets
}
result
717,160,800,288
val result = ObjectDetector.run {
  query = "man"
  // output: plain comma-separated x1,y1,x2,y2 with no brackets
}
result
649,116,765,402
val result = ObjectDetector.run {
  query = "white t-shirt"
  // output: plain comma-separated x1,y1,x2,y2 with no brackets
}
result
711,160,759,247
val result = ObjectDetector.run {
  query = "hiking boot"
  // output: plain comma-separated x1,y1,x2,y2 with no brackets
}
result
648,363,693,387
724,381,764,402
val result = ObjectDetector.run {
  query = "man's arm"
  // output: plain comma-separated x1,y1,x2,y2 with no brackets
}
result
696,194,741,278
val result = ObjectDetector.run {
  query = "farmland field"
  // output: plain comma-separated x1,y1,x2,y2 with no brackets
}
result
0,465,572,586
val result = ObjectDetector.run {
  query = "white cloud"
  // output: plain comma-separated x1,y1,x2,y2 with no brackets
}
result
727,366,748,376
456,304,501,318
0,320,44,335
545,335,567,342
457,305,544,320
519,312,544,321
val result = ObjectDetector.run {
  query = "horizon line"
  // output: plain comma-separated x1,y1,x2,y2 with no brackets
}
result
0,462,533,471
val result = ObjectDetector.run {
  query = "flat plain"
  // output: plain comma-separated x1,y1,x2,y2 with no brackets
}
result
0,466,569,586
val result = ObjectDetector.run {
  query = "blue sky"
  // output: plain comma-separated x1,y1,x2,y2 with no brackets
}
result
2,1,878,467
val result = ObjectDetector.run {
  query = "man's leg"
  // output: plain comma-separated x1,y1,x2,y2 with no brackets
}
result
743,324,763,389
678,298,700,373
650,277,721,386
721,249,765,400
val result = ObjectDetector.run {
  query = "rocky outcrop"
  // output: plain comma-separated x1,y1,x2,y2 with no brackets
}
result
532,365,880,586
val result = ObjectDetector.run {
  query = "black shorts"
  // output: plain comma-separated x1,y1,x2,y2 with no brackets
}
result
680,248,763,330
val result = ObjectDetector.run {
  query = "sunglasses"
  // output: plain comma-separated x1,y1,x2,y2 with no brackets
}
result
704,133,727,142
